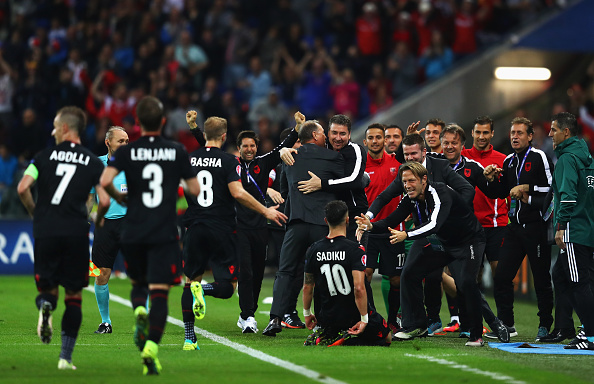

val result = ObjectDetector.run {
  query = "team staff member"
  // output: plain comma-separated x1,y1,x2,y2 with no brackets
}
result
548,112,594,350
303,200,391,347
90,126,129,334
357,162,486,346
483,117,554,341
101,96,200,375
262,121,344,336
438,124,509,342
283,114,368,244
181,116,286,349
18,106,110,370
462,116,508,276
384,125,404,154
189,111,301,330
363,123,404,331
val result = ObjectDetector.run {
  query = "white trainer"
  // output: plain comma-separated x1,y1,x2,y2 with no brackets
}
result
242,316,258,333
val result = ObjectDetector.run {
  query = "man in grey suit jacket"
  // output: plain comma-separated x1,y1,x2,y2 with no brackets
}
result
263,121,344,336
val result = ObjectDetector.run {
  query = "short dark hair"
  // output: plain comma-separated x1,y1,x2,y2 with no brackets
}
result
325,200,349,227
426,118,445,129
365,123,385,137
385,124,403,137
399,161,428,180
329,114,352,132
280,127,293,143
402,133,426,150
237,130,260,148
473,115,494,131
511,116,534,135
440,124,466,145
136,96,164,132
552,112,578,137
56,106,87,136
299,120,321,142
204,117,227,140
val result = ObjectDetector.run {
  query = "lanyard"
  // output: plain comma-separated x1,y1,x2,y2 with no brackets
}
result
452,156,463,172
414,201,424,223
514,146,531,185
245,164,266,201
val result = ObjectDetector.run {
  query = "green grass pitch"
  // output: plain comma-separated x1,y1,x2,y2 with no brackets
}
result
1,275,592,384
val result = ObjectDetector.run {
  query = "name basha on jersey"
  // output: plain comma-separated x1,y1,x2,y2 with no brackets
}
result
184,146,241,231
29,141,104,238
109,135,195,244
304,236,367,330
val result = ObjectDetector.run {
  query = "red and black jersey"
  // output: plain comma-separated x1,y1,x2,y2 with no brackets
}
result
30,141,104,238
462,145,509,228
304,235,366,330
183,146,240,231
109,136,195,244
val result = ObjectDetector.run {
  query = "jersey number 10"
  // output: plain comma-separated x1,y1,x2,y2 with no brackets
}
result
320,263,351,296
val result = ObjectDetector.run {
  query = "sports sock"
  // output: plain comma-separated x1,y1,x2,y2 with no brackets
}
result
94,282,111,324
202,282,234,299
388,286,400,325
131,284,149,310
60,297,82,362
181,284,196,342
148,289,169,344
381,276,390,314
450,315,460,324
36,293,57,311
446,292,459,319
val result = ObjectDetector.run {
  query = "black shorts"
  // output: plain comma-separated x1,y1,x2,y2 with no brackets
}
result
365,235,406,277
34,236,89,292
121,241,182,285
182,223,239,282
92,218,123,269
347,310,391,346
484,226,506,263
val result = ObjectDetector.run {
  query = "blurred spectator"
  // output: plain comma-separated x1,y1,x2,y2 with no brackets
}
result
201,76,226,120
260,25,283,71
165,91,202,152
53,67,84,110
223,14,256,88
330,68,360,119
452,0,478,59
92,75,136,127
295,51,332,120
419,30,453,80
0,48,15,139
241,56,272,108
369,85,393,115
10,108,45,161
160,7,190,46
356,2,383,62
67,48,91,91
248,88,289,134
532,123,556,163
175,29,208,89
387,41,417,99
0,144,18,204
391,11,415,53
367,62,392,103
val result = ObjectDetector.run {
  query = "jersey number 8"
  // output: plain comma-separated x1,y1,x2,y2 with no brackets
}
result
196,170,213,207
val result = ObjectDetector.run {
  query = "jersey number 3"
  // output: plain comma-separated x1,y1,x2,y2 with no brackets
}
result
320,264,351,296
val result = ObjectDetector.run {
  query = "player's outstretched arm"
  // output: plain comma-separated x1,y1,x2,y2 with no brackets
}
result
228,181,287,226
186,110,206,146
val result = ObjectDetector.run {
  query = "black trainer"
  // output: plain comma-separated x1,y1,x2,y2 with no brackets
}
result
95,322,113,334
537,328,576,343
564,340,594,350
488,318,510,343
262,317,283,337
281,311,305,329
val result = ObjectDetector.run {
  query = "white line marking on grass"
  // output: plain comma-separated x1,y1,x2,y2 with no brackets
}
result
405,354,526,384
86,287,346,384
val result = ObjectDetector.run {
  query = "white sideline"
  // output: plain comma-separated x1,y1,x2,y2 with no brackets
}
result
405,354,526,384
85,287,345,384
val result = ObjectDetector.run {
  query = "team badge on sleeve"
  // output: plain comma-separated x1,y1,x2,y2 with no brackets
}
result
236,165,242,177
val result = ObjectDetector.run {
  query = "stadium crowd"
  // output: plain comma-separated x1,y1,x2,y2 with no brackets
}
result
0,0,578,214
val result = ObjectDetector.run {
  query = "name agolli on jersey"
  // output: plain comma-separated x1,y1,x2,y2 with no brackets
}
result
49,150,90,165
316,251,346,261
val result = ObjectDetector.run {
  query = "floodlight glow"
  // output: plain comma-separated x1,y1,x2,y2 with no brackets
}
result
494,67,551,81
